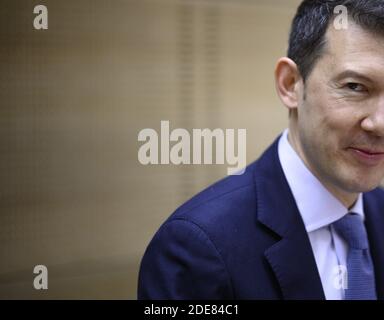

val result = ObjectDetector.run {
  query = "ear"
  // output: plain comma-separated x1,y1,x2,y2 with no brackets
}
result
274,57,302,111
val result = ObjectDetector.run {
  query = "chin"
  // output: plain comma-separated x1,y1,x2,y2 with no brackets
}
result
335,162,384,193
342,178,382,193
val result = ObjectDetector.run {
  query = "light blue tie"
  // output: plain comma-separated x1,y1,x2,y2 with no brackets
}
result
333,213,377,300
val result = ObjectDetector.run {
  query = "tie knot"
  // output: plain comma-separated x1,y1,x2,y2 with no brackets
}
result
333,213,368,249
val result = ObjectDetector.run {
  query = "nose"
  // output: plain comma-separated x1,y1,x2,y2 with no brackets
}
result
361,96,384,137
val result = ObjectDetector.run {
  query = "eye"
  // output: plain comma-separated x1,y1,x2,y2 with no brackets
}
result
345,82,367,92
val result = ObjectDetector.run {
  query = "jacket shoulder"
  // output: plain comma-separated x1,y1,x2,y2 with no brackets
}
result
169,161,258,227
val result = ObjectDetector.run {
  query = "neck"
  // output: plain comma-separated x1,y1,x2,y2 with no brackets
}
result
287,124,358,209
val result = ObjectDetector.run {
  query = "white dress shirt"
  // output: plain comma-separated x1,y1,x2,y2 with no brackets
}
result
277,129,365,300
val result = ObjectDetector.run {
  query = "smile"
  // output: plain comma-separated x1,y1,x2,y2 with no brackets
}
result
348,147,384,166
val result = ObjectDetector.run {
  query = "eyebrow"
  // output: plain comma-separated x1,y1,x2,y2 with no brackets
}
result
333,70,374,84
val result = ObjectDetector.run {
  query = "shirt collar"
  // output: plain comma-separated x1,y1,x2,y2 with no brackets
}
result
278,129,364,233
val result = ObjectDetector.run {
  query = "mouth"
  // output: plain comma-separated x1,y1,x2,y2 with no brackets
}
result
348,147,384,166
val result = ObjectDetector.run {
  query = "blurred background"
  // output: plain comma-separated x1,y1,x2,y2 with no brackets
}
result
0,0,301,299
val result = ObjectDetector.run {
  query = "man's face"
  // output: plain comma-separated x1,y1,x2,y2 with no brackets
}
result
293,22,384,199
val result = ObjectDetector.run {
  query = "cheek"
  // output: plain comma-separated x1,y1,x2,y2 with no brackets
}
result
299,105,349,160
324,109,362,149
320,92,364,128
311,97,359,140
299,103,331,142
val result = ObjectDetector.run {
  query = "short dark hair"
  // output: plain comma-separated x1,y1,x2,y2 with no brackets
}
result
288,0,384,82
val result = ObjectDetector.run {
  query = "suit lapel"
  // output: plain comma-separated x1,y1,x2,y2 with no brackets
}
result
364,191,384,300
253,137,325,300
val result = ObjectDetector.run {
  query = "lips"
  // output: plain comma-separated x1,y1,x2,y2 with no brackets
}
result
352,147,384,155
348,147,384,166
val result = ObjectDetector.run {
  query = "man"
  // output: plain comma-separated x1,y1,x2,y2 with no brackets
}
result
138,0,384,299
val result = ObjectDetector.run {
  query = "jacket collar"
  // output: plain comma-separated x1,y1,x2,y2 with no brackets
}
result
253,136,325,300
364,191,384,300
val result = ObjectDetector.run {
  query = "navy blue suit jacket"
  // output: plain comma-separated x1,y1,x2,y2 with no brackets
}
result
138,137,384,299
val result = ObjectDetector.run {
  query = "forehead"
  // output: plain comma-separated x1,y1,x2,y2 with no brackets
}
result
320,22,384,75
